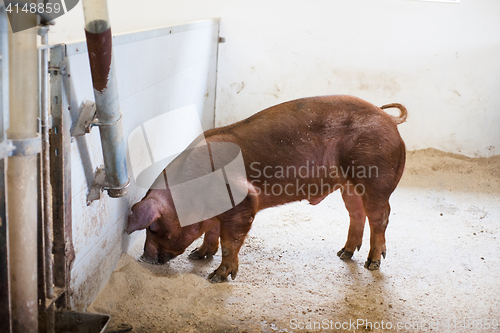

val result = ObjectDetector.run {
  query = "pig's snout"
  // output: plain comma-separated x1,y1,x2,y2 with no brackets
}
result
139,251,176,265
126,212,138,235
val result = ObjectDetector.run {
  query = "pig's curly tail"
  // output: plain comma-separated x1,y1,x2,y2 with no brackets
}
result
380,103,407,125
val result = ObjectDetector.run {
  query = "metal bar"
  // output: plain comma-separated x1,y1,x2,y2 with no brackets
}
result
213,21,222,129
0,160,11,333
0,5,8,144
37,152,47,332
0,4,12,332
49,44,74,309
39,24,54,301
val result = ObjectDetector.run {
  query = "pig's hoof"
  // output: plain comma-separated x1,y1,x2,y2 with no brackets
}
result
337,248,354,260
188,248,214,260
208,270,227,283
364,259,381,270
188,248,203,260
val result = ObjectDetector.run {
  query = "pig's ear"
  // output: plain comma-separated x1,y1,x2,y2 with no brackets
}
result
126,199,161,234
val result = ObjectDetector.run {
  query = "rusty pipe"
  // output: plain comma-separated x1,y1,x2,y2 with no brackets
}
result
82,0,129,197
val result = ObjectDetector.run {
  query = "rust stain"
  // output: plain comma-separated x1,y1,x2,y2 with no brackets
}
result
85,28,113,92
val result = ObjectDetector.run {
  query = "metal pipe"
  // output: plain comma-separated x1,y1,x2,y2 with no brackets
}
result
0,5,8,145
0,5,12,333
6,4,39,332
38,24,54,300
82,0,129,197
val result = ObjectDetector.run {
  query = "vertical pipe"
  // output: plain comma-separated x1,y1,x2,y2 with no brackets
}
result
0,5,12,333
6,5,39,333
0,3,7,143
82,0,129,197
39,25,54,300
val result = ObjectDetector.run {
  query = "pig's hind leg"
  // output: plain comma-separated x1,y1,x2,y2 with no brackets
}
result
359,159,401,270
188,223,220,260
362,196,391,270
337,183,367,260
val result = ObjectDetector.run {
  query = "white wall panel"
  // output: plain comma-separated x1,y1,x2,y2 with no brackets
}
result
61,19,219,310
50,0,500,157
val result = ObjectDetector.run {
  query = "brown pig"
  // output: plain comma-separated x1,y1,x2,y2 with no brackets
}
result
126,95,407,282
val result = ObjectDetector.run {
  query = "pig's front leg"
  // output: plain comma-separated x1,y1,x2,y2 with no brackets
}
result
208,194,258,283
208,219,253,283
188,222,220,260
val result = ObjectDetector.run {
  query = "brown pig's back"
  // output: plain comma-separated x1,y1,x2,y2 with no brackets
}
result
203,95,405,208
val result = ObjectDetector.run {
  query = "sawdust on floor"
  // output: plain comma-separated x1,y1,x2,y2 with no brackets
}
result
89,149,500,332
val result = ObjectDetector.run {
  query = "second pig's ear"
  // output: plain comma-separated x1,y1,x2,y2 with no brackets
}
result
126,199,161,234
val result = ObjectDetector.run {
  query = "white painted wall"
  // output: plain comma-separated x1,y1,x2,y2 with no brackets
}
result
49,0,500,157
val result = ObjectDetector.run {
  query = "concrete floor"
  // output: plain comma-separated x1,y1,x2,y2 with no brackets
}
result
91,149,500,332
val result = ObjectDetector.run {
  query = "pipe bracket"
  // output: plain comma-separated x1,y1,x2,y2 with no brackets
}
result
48,61,67,76
71,100,96,136
0,141,15,159
92,113,122,127
9,135,42,157
87,166,130,205
104,177,130,198
71,100,123,137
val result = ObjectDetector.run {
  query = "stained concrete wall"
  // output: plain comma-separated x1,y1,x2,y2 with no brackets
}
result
50,0,500,157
